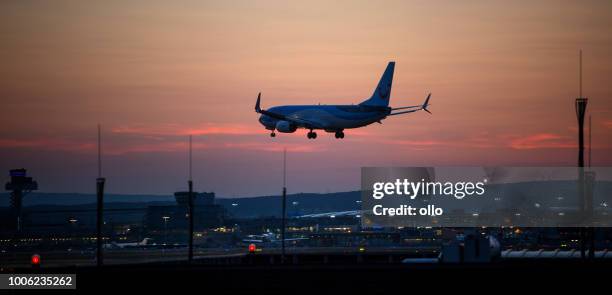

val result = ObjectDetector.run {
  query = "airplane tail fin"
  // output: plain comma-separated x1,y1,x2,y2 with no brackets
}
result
255,92,262,113
359,61,395,107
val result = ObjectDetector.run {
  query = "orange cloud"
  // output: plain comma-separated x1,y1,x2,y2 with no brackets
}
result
509,133,575,150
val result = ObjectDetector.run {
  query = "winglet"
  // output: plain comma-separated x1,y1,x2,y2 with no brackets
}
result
255,92,261,113
423,93,432,114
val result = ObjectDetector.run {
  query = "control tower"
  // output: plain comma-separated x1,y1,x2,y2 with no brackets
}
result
5,169,38,232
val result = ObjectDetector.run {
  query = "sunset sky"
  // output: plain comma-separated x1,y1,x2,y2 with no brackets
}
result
1,1,611,197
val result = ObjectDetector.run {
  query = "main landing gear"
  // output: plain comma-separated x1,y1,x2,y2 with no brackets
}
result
334,130,345,139
307,130,317,139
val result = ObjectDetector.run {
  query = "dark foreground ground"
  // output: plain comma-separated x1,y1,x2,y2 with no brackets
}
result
3,256,612,293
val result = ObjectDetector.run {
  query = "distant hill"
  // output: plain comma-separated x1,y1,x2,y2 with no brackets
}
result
0,191,361,219
0,192,174,207
2,180,611,219
217,191,360,218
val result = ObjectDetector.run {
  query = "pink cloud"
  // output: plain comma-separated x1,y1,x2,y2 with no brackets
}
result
509,133,575,150
109,141,324,154
374,131,583,151
111,123,265,136
223,142,325,153
103,142,202,155
385,139,445,147
381,133,497,149
0,136,323,155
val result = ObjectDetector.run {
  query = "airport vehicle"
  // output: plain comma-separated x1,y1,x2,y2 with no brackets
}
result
255,61,431,139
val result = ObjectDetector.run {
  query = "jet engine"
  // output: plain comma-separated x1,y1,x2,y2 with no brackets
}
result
275,120,297,133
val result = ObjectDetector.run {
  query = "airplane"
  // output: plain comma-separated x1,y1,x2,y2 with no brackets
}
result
241,232,309,246
103,238,153,249
255,61,431,139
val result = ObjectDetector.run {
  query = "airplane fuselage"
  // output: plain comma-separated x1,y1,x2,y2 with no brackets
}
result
258,104,391,132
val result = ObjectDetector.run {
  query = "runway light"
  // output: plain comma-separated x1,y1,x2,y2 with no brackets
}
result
31,254,40,266
248,243,256,253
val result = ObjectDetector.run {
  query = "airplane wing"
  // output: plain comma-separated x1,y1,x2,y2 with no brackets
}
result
284,115,327,129
255,93,326,129
388,93,431,116
255,93,285,120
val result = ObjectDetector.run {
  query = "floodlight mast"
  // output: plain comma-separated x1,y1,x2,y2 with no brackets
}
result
96,124,105,267
188,135,194,263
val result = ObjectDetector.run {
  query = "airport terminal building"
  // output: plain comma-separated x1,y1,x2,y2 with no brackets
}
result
144,192,227,230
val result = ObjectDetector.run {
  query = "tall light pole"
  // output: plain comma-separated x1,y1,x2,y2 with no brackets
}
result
587,115,595,259
188,135,194,263
281,148,287,263
162,216,170,257
575,50,590,260
96,124,106,267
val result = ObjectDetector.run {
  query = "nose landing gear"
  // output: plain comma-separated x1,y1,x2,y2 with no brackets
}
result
334,131,345,139
270,132,276,137
307,131,317,139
